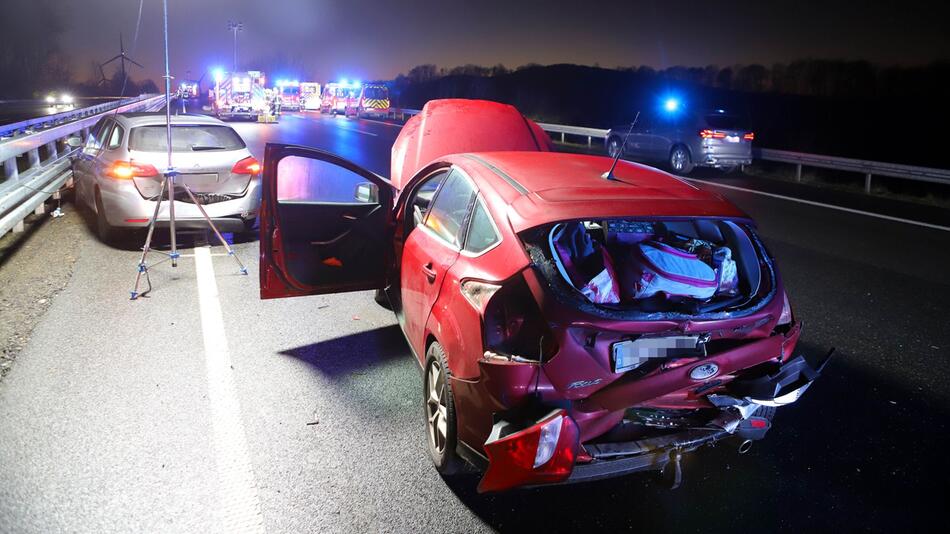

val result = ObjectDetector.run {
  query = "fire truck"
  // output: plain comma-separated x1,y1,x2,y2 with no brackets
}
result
347,83,390,118
212,70,267,121
300,82,321,111
321,82,360,115
276,80,301,111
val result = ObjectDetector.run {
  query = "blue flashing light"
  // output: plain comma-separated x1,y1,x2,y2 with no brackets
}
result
663,97,680,113
212,68,225,83
340,78,349,87
353,80,361,88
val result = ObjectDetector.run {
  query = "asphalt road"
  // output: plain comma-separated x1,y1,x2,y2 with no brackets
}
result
0,101,947,533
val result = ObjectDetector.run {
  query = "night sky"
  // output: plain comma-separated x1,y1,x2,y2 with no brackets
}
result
47,0,950,83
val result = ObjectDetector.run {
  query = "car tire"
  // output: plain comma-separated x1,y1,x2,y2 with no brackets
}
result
669,145,694,175
607,136,623,158
423,342,463,475
373,288,392,309
94,190,119,243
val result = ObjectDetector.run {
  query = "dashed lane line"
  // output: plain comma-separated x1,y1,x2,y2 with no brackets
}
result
194,246,265,534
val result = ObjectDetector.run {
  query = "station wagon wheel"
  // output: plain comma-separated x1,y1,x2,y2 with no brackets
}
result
669,145,694,174
423,342,462,475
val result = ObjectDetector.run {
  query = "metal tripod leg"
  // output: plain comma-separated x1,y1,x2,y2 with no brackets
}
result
167,171,178,267
181,184,248,275
130,176,169,300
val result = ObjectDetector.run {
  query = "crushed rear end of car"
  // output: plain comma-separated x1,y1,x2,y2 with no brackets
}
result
463,216,828,493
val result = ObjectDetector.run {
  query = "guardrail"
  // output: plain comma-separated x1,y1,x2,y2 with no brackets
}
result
0,94,157,139
0,94,167,237
531,122,949,194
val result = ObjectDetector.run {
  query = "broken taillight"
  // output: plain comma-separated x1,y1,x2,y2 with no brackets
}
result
478,410,579,493
778,292,793,325
470,275,558,361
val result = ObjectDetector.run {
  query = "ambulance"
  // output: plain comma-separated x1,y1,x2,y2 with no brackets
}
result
348,83,390,118
300,82,321,111
212,70,267,121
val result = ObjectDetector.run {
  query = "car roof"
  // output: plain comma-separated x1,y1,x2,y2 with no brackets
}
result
113,112,228,127
452,151,748,233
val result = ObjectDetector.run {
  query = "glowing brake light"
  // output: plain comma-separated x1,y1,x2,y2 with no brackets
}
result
744,132,755,141
231,156,261,175
699,129,726,139
105,161,159,179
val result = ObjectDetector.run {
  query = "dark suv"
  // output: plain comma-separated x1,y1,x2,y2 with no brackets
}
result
606,110,754,174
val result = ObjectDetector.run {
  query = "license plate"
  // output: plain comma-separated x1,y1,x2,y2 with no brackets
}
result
612,336,703,373
725,135,740,143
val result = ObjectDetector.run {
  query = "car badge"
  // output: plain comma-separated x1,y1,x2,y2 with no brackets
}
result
690,362,719,381
566,378,602,390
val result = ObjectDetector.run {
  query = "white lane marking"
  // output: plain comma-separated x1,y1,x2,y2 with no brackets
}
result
684,178,950,232
194,247,265,534
335,125,378,136
358,118,403,128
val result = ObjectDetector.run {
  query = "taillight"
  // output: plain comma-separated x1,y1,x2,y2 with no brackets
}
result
470,276,558,361
105,160,159,179
478,410,579,493
460,280,502,314
232,156,261,175
744,132,755,141
778,292,793,325
699,129,726,139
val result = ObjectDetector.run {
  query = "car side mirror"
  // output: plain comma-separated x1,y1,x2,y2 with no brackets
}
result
66,136,82,148
354,182,379,203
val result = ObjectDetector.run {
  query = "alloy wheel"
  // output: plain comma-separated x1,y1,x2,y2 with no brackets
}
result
425,359,448,455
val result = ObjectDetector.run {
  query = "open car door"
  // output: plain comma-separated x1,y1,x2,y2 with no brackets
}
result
260,143,394,299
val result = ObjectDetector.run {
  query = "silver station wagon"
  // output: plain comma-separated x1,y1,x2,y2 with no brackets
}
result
71,112,261,242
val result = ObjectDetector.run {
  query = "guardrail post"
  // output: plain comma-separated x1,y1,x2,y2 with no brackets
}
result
46,141,58,162
560,132,565,143
3,157,17,182
795,163,802,182
28,148,40,169
865,173,872,193
587,136,592,147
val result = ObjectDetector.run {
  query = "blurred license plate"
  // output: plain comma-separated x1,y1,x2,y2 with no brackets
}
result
612,336,702,373
725,135,740,143
178,173,219,188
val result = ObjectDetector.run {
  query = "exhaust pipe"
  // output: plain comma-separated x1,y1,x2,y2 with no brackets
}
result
738,439,753,454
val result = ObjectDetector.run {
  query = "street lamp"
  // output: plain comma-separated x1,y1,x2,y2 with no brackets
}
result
227,20,244,72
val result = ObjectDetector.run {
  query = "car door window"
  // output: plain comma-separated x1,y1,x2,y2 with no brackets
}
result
84,119,111,154
424,170,475,247
276,155,377,204
407,170,448,232
462,196,499,254
106,123,124,150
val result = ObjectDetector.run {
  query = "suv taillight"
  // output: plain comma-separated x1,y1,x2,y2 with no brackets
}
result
699,129,726,139
231,156,261,175
105,160,159,179
744,132,755,141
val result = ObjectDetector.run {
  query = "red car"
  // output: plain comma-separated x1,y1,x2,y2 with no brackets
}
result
259,99,827,492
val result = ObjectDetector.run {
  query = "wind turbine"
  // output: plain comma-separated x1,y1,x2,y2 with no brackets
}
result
101,33,143,84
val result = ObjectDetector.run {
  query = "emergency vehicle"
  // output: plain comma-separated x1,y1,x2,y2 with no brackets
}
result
348,83,390,118
178,80,199,99
321,82,359,115
300,82,321,110
277,80,302,111
212,70,267,121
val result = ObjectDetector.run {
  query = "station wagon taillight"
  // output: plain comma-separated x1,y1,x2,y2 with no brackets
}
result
105,160,159,179
699,129,726,139
744,132,755,141
231,156,261,175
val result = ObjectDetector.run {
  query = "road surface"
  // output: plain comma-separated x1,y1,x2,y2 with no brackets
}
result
0,101,947,533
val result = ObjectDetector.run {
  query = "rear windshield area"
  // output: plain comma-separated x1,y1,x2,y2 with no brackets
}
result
521,218,774,319
129,125,246,152
703,114,747,130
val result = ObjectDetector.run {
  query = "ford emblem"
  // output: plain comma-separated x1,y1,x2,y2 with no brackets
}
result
690,363,719,380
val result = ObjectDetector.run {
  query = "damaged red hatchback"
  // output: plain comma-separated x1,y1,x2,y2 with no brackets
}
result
259,99,827,492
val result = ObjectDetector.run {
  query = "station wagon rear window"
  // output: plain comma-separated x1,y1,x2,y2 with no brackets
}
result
129,125,246,152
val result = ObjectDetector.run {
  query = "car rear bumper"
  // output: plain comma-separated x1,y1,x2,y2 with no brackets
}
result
98,178,261,229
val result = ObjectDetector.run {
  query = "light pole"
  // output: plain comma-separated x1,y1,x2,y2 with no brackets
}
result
227,20,243,72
